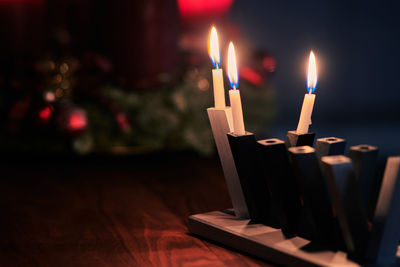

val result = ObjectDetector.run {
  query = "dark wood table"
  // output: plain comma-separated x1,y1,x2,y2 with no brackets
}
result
0,153,273,266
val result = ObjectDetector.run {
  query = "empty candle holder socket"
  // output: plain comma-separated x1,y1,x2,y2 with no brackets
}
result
349,144,379,218
288,146,336,245
227,132,272,225
315,137,346,159
321,155,369,260
286,130,315,148
257,138,302,237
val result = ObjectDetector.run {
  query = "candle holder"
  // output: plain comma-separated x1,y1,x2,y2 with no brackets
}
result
285,131,315,148
189,132,400,267
257,138,302,237
349,144,379,217
207,107,249,218
288,146,336,246
315,137,346,159
227,132,272,225
366,156,400,266
321,155,369,260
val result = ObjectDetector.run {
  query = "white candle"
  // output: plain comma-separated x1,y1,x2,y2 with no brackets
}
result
227,42,245,135
209,27,226,109
229,89,245,135
212,69,225,109
296,51,318,134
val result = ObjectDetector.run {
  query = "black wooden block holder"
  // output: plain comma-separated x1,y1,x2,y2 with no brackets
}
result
189,131,400,267
286,130,315,148
315,137,347,159
227,132,273,225
349,144,379,218
257,138,302,237
288,146,339,247
321,155,370,260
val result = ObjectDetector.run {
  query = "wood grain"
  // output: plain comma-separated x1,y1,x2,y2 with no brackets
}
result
0,154,274,267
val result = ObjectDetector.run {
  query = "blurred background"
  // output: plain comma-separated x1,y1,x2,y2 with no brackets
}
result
0,0,399,161
2,2,399,265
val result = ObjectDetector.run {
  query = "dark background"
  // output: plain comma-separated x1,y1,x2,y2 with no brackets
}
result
234,0,400,122
0,1,398,266
0,0,399,158
232,0,400,159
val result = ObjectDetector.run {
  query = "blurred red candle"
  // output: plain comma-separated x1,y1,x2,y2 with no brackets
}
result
178,0,233,20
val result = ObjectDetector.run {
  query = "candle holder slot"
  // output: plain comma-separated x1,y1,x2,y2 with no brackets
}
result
321,155,369,260
227,132,272,225
286,130,315,148
315,137,347,159
349,144,379,219
207,107,249,218
288,146,338,247
257,138,302,237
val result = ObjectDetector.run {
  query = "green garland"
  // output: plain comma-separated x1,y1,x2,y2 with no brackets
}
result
76,67,276,155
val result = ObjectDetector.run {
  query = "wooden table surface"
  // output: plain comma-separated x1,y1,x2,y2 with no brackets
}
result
0,153,274,267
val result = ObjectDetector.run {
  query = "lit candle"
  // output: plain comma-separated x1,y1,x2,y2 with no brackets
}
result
296,51,318,134
227,42,245,136
208,26,226,109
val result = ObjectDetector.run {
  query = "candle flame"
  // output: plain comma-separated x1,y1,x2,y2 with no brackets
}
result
208,26,220,68
227,42,239,89
307,51,318,93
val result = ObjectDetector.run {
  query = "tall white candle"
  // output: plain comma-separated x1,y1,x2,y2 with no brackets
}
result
296,51,318,134
229,89,245,135
227,42,245,135
209,27,226,109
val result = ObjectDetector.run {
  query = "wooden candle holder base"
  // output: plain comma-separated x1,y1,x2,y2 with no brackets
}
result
188,210,400,267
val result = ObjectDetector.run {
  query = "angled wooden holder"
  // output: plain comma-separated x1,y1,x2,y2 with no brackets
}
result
367,156,400,265
207,107,249,218
321,155,369,259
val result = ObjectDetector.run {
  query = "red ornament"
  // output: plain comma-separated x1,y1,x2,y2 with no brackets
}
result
116,113,131,132
68,110,87,131
263,56,276,73
177,0,233,19
240,66,263,87
38,106,53,123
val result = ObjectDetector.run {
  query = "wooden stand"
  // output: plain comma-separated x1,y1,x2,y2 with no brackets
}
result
188,210,400,267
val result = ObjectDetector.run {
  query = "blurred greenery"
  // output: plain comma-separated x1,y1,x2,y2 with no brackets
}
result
78,67,276,155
